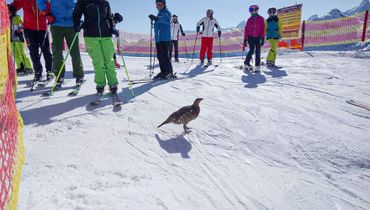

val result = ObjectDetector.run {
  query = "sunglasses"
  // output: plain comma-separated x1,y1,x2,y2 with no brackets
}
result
268,11,276,14
156,2,164,7
249,8,258,12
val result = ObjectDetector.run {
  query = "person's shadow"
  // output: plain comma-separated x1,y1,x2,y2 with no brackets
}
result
241,72,266,88
181,64,215,78
155,134,192,159
264,68,288,78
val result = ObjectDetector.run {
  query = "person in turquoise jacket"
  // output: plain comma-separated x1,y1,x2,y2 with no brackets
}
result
149,0,175,80
37,0,84,86
265,7,282,68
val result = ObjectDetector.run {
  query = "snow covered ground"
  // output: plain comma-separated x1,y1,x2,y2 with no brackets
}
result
16,51,370,210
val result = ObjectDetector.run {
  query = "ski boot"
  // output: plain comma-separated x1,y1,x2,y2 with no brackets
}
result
75,77,84,86
175,58,180,63
207,59,212,66
244,64,253,72
254,66,261,73
46,72,54,81
110,85,122,106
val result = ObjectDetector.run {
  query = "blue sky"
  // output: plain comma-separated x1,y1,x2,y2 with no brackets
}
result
6,0,364,33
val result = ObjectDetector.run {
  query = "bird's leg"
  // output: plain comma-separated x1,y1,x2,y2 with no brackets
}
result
183,124,191,134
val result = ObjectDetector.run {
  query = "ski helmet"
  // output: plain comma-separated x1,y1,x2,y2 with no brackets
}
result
156,0,166,5
249,5,259,13
207,9,214,17
268,7,277,14
113,13,123,23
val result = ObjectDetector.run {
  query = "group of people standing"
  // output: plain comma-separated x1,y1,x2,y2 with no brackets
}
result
7,0,283,97
8,0,123,97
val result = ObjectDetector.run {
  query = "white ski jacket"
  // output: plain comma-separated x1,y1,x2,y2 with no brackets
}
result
171,22,185,41
196,17,221,37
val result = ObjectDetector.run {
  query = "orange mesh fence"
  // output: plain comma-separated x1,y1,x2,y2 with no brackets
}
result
304,11,368,50
0,0,25,209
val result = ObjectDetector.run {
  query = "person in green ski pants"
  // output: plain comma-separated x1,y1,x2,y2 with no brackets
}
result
9,6,33,75
73,0,119,96
37,0,84,85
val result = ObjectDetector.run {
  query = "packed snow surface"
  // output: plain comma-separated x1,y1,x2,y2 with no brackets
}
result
17,51,370,209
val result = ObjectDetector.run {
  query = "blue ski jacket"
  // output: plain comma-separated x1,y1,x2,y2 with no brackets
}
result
37,0,75,27
154,6,172,42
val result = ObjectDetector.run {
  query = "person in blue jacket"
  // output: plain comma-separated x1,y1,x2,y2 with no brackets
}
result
37,0,84,86
149,0,176,80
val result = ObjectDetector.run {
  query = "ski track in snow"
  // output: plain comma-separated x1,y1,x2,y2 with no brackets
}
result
16,52,370,210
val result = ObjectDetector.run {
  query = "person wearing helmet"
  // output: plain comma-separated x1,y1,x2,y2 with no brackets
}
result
8,5,33,75
170,15,185,62
196,9,221,66
265,7,282,68
243,5,265,72
149,0,176,80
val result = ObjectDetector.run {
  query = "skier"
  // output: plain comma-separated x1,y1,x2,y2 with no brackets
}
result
37,0,85,87
196,9,221,66
8,5,33,75
265,7,282,68
149,0,176,80
8,0,53,82
73,0,121,104
169,14,185,62
243,5,265,72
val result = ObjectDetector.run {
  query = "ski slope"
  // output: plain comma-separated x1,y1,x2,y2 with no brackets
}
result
16,51,370,210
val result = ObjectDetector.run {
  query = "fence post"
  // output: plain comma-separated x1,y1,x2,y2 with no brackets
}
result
362,10,369,42
301,20,306,51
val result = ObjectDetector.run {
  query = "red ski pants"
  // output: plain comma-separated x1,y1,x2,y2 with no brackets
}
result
200,37,214,61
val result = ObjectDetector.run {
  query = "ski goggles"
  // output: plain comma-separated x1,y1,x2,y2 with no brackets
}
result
249,5,259,12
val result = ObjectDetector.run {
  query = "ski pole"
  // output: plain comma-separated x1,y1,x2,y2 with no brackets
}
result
48,32,78,95
191,33,198,63
117,37,135,97
183,39,189,62
31,25,50,92
149,20,154,78
219,36,222,63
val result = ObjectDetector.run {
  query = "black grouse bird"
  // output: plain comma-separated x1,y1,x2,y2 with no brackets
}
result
158,98,203,133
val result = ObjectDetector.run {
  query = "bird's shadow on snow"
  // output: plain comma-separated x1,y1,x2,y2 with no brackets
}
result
155,134,192,159
241,72,266,88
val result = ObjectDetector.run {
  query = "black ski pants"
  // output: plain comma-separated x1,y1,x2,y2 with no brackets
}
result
169,40,179,59
156,41,173,76
244,36,262,66
24,29,53,77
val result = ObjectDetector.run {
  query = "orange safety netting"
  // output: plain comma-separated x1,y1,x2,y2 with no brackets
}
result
0,0,25,209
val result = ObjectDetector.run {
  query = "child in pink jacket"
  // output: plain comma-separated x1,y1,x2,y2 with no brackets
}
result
244,5,265,72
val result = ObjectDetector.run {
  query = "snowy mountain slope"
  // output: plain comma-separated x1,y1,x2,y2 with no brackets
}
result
16,52,370,209
308,0,370,21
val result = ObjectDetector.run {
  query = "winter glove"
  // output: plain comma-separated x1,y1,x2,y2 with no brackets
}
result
113,12,123,23
14,30,22,36
148,14,158,21
7,4,17,16
196,26,200,33
218,30,222,38
260,37,265,46
182,32,186,36
45,14,55,25
112,27,119,37
73,21,84,33
244,39,248,47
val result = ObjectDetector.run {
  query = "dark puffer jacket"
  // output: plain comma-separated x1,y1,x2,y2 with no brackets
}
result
73,0,114,37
